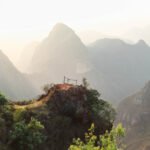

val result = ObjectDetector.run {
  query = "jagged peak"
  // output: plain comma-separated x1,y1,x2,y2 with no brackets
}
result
48,23,75,37
136,39,148,47
53,23,73,31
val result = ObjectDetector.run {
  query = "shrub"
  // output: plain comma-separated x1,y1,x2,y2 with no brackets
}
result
10,117,46,150
82,79,116,124
69,123,125,150
0,104,14,127
0,93,8,105
86,88,116,125
82,78,89,88
13,109,26,122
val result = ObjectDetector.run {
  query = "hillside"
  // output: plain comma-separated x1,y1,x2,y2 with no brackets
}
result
116,81,150,150
0,83,115,150
87,38,150,103
0,50,38,100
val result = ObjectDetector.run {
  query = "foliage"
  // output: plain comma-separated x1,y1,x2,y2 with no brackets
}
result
13,109,26,122
0,104,14,127
61,101,77,117
10,117,46,150
42,83,53,94
0,83,118,150
0,93,8,105
82,79,116,124
82,78,89,88
86,88,116,124
69,123,125,150
14,99,36,105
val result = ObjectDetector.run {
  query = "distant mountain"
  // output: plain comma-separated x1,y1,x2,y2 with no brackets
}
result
87,38,150,104
0,50,38,100
26,24,150,104
116,81,150,150
18,42,39,73
78,30,107,44
29,23,90,87
123,25,150,45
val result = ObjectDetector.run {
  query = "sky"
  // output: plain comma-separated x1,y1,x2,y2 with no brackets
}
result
0,0,150,64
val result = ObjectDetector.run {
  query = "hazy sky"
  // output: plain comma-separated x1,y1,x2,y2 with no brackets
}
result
0,0,150,64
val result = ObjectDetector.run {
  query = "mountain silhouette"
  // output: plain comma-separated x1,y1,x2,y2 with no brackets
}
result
0,50,38,100
87,38,150,104
25,24,150,105
29,23,89,87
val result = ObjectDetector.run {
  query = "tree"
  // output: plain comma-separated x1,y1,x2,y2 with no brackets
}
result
86,88,116,125
82,78,116,124
0,93,7,105
42,83,53,94
69,123,125,150
10,117,46,150
82,78,89,88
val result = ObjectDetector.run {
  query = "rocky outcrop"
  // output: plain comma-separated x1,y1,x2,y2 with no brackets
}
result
116,81,150,150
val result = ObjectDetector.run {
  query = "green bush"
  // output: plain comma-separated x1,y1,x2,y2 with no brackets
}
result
86,88,116,125
0,93,8,105
10,117,46,150
82,79,116,125
13,109,26,122
69,123,125,150
0,104,14,127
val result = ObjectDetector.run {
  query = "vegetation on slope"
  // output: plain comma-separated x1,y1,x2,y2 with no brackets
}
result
0,81,120,150
69,123,125,150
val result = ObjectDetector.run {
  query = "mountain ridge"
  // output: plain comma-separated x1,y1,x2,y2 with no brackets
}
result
0,49,38,100
18,23,150,104
116,81,150,150
87,37,150,104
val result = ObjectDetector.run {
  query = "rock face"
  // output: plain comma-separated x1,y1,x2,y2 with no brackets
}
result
0,50,38,100
116,81,150,150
